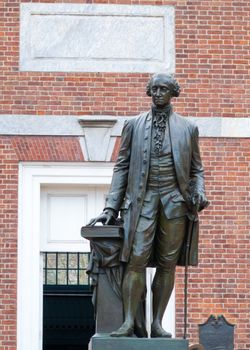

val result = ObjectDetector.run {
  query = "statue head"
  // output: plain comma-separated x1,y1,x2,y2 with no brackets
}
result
146,73,181,101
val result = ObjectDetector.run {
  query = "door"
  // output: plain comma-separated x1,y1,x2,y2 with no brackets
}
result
40,184,109,349
43,252,95,350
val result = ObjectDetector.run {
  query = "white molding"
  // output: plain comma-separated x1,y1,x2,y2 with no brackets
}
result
17,162,114,350
17,163,42,350
0,115,249,137
191,117,250,138
20,3,175,73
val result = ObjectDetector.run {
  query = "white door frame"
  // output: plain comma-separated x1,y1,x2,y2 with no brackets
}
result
17,162,114,350
17,162,175,350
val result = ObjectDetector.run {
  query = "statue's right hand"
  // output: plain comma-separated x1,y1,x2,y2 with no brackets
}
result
87,208,117,226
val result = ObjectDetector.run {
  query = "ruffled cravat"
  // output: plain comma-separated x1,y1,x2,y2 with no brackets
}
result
152,104,172,154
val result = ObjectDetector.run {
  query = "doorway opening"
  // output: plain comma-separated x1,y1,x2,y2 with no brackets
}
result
42,252,95,350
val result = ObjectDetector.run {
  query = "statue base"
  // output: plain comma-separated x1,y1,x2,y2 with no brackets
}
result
89,334,189,350
95,272,123,332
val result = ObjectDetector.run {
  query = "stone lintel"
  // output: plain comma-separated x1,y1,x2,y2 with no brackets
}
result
78,116,117,129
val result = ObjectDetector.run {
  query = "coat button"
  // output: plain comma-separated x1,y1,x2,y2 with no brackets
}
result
137,197,142,202
143,160,147,164
142,172,145,177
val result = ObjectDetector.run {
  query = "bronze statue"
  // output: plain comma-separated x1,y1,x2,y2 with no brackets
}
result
89,73,209,338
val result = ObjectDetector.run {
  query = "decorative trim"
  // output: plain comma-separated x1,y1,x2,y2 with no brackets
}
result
17,162,114,350
78,116,117,129
78,116,117,161
191,117,250,138
0,115,249,138
0,115,85,136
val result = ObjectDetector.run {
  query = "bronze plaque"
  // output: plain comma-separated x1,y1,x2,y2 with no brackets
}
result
199,315,234,350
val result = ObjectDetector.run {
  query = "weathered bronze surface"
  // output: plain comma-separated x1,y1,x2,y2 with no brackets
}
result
88,73,209,338
199,315,234,350
189,344,205,350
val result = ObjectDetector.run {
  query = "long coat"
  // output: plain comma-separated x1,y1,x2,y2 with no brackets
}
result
105,109,206,266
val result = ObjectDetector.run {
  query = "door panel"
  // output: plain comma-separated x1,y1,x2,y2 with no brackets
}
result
40,184,108,252
43,252,95,350
41,184,108,348
43,293,94,350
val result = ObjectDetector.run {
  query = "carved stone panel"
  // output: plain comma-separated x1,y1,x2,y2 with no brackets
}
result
20,4,175,73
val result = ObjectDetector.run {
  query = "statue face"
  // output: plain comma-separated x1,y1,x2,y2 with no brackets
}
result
150,75,172,109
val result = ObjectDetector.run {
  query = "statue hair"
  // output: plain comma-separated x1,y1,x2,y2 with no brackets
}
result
146,73,181,98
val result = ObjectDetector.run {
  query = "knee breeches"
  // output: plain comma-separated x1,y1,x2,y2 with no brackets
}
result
127,205,187,272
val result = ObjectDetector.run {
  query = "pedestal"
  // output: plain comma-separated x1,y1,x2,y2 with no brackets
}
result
89,334,189,350
81,225,124,333
95,272,123,333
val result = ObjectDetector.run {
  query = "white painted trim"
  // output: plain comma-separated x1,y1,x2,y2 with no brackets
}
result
17,163,42,350
0,115,249,137
17,162,114,350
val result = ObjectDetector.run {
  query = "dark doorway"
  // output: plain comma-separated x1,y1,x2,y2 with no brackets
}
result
43,252,95,350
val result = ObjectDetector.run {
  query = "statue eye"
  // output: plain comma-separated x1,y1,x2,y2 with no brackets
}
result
161,87,169,92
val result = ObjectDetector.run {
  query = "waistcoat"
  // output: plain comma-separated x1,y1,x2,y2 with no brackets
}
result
147,119,178,194
142,117,188,219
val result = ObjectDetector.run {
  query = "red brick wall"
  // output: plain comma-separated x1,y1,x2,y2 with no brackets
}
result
10,136,84,161
0,138,19,350
176,138,250,348
0,0,249,117
0,0,249,349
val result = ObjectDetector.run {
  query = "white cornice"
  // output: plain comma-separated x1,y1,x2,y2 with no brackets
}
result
0,115,249,138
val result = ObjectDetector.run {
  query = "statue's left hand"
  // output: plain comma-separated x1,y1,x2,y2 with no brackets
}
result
87,208,117,226
191,192,209,212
